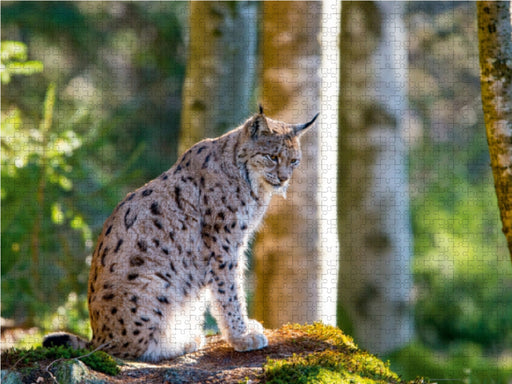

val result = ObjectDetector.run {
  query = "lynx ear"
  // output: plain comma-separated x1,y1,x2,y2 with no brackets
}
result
246,112,271,139
292,113,319,137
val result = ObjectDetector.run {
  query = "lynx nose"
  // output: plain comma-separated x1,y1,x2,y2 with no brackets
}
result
277,167,291,184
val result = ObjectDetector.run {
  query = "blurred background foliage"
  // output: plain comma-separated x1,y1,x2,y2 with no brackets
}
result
392,2,512,381
1,1,187,330
1,1,511,382
407,0,512,349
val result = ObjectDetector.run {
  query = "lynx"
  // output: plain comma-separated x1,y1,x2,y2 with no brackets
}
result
43,107,318,361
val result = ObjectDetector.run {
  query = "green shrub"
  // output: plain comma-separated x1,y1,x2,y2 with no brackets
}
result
388,342,512,384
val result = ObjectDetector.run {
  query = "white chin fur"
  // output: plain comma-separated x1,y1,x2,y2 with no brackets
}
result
274,183,289,199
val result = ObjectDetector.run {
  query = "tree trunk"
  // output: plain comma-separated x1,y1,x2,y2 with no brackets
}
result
317,0,341,327
253,1,322,328
337,1,414,354
477,1,512,262
31,83,56,311
179,1,258,154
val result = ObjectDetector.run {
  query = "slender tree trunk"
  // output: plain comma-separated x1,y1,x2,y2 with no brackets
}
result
477,1,512,262
253,1,322,328
31,83,55,310
337,1,414,354
179,1,258,154
317,0,341,327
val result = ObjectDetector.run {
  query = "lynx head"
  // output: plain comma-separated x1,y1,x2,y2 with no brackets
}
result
238,106,318,197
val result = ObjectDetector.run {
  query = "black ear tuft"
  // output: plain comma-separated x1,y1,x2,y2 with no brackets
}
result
259,104,264,114
292,113,319,137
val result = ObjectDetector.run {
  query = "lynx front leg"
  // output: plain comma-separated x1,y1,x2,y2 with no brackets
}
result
208,255,268,352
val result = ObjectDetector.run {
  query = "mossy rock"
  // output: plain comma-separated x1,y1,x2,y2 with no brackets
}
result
1,345,120,383
1,370,23,384
262,323,420,384
54,360,108,384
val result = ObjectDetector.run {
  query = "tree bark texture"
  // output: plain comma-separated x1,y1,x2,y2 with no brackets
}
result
253,1,322,328
179,2,257,155
337,1,414,354
477,1,512,261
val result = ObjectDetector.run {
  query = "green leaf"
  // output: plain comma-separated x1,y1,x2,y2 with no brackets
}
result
1,41,27,62
51,203,64,225
5,61,43,76
0,41,43,83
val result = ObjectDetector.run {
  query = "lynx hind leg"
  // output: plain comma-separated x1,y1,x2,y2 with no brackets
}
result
139,292,208,362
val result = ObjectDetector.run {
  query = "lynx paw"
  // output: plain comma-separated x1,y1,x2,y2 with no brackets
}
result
230,332,268,352
230,320,268,352
184,334,205,354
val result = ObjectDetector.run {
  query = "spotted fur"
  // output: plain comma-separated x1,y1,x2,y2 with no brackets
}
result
43,109,317,361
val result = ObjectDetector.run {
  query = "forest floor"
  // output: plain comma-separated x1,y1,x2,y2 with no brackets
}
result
2,323,417,384
94,329,298,384
1,327,321,384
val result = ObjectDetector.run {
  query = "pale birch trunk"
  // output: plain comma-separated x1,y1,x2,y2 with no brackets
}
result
477,1,512,262
179,2,257,154
253,1,322,328
337,1,414,354
317,0,341,327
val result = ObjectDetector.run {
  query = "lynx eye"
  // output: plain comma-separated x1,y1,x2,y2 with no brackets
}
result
265,154,278,163
291,158,300,166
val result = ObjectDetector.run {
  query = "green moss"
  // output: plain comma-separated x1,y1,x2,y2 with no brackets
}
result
263,323,422,384
79,350,120,376
1,345,120,376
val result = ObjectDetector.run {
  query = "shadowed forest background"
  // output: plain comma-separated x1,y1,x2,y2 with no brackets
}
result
2,1,512,382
